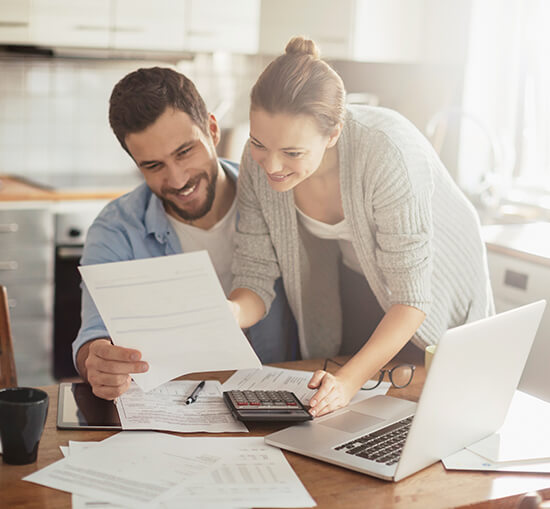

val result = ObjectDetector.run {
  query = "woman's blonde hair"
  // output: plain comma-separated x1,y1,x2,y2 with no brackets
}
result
250,36,346,135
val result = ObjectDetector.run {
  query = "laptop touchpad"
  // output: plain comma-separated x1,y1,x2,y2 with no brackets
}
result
319,411,384,434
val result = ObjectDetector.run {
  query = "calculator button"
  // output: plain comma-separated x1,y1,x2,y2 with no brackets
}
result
243,391,261,405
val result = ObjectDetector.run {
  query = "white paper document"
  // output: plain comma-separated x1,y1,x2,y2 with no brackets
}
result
24,432,221,508
161,437,316,508
44,433,315,509
443,448,550,473
443,391,550,473
60,442,118,509
115,380,247,433
79,251,261,392
466,390,550,462
223,366,391,405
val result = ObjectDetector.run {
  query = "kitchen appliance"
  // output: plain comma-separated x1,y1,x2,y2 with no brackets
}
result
53,201,108,379
483,222,550,403
0,203,54,387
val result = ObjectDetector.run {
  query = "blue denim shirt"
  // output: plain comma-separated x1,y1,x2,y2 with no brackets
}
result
72,160,298,370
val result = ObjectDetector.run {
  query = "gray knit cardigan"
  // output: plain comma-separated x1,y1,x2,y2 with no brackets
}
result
232,105,494,359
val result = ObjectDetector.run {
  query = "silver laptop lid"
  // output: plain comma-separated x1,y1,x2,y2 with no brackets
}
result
394,300,546,481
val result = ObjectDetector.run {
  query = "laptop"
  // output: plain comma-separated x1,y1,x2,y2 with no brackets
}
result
265,300,546,482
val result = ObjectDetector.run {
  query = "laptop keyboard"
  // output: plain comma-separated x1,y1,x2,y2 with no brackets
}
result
333,416,413,466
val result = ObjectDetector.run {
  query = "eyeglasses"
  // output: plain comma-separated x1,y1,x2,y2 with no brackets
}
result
322,358,415,390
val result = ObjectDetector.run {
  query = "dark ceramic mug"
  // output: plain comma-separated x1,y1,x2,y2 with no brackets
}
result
0,387,49,465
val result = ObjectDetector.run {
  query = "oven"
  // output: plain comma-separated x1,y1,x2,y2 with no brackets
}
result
53,202,107,379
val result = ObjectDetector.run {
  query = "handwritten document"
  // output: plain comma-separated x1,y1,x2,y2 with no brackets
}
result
115,380,247,433
223,366,390,405
79,251,261,392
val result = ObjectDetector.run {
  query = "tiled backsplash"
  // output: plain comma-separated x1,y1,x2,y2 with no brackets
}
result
0,54,267,180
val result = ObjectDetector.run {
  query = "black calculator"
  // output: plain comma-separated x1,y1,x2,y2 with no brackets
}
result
223,390,313,422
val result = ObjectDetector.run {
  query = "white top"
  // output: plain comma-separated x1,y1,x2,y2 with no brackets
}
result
296,206,363,274
167,198,237,296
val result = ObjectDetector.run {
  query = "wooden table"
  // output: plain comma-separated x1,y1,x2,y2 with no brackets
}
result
2,359,550,509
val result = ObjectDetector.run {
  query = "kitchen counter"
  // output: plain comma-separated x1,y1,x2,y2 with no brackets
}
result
0,175,133,385
482,222,550,268
0,175,134,202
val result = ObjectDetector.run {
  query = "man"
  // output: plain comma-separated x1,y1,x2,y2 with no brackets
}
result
73,67,297,400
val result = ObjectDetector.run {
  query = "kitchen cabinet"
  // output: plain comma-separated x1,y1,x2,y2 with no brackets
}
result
259,0,355,59
483,223,550,403
30,0,111,49
186,0,260,54
259,0,465,63
0,0,31,44
0,204,54,386
111,0,186,51
0,177,127,386
1,0,259,54
1,0,464,60
353,0,425,62
1,0,186,52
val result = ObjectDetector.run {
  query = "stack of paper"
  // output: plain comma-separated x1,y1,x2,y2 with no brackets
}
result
443,390,550,473
25,432,316,508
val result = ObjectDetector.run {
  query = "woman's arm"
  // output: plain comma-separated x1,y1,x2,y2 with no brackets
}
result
231,143,282,323
308,303,425,416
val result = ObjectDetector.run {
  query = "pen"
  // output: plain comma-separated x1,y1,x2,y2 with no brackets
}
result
185,380,206,405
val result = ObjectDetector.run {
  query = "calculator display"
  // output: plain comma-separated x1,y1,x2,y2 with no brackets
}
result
223,390,313,422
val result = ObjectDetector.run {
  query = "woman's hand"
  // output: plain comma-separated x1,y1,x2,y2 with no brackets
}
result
227,299,240,321
307,370,356,417
228,288,265,328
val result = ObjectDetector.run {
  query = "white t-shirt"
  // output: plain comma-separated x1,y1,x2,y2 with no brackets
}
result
167,199,237,296
296,206,363,274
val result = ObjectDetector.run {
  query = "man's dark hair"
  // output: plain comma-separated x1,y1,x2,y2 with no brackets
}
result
109,67,209,153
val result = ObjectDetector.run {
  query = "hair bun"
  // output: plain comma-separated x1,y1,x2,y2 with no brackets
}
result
285,36,320,59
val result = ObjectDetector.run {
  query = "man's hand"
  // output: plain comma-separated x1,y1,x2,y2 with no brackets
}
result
76,339,149,400
307,370,355,417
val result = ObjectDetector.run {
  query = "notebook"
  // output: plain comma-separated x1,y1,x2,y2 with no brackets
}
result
265,300,546,482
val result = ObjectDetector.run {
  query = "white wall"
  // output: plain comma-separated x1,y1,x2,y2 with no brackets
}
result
0,53,268,181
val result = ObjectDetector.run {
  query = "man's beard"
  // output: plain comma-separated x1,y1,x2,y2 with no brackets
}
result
161,167,218,222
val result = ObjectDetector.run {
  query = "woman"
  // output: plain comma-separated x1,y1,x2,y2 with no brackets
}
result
229,36,494,417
